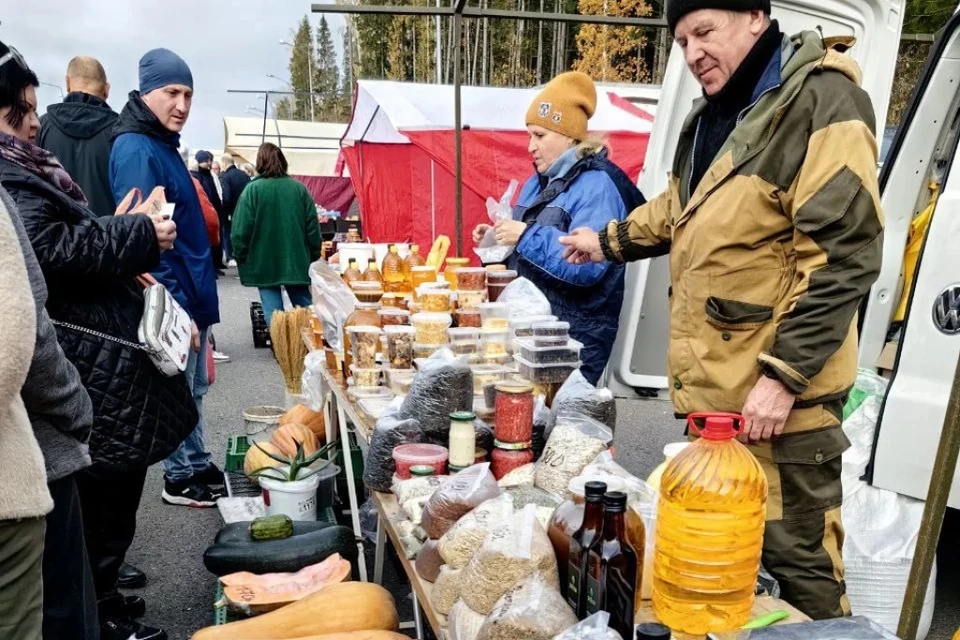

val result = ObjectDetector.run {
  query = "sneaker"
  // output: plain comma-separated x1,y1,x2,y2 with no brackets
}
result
192,463,226,487
118,562,146,589
101,617,166,640
212,350,231,363
227,259,237,268
161,479,221,508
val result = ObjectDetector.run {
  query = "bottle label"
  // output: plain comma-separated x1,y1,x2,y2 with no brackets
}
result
585,574,600,615
566,562,581,610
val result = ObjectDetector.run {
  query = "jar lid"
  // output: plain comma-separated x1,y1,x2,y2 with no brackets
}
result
449,411,476,422
382,325,416,334
448,463,470,474
495,382,533,395
446,258,471,266
485,265,507,272
456,266,487,274
410,465,436,477
494,439,533,450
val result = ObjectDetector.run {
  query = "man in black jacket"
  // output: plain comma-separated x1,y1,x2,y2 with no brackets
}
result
191,149,225,273
37,56,118,217
218,153,249,266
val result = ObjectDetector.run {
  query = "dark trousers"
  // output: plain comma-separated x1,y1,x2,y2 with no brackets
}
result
43,475,99,640
75,467,148,611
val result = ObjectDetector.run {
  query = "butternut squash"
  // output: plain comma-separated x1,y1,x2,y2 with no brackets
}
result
191,582,399,640
244,442,283,481
270,423,320,458
219,554,351,616
283,634,411,640
280,404,326,441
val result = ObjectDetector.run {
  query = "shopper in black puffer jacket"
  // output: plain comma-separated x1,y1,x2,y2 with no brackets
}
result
0,39,197,640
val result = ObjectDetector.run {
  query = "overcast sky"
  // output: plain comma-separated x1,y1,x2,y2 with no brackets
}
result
2,0,345,152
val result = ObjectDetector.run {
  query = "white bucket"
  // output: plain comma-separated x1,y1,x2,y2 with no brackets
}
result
243,405,286,444
260,468,321,521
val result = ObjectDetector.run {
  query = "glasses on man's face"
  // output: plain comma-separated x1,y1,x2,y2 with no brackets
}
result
0,46,27,72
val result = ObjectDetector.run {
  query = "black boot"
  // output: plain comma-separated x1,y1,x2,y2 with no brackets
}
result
118,562,147,589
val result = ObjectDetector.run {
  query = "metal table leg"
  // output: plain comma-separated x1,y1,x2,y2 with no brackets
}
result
412,590,426,639
337,402,368,582
374,512,386,585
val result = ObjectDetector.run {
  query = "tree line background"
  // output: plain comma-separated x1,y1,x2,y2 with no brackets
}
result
271,0,956,128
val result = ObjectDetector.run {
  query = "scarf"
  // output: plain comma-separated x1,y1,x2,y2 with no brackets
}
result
0,132,88,205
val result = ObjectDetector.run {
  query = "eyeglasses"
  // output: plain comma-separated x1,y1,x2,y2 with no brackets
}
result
0,46,27,72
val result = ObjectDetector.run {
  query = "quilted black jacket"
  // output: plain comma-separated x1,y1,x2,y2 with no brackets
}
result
0,158,198,472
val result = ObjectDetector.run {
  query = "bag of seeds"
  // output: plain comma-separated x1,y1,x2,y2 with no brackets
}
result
449,599,488,640
497,463,535,489
422,463,502,539
364,406,424,492
432,564,464,615
460,505,560,614
550,370,617,432
439,494,515,569
535,416,612,497
476,571,577,640
551,612,623,640
399,351,473,444
393,474,448,504
415,539,444,582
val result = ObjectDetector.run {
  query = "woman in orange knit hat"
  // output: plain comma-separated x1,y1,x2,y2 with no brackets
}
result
471,71,644,384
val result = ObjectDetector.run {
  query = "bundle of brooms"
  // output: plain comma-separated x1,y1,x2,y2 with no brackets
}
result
270,306,313,394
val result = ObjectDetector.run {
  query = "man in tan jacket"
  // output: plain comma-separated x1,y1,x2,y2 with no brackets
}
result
0,184,52,640
562,0,882,620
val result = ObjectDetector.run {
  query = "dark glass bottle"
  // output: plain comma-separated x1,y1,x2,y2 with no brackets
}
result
586,491,639,638
566,481,607,617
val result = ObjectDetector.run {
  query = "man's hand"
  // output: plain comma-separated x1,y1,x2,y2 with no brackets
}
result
559,227,605,264
191,321,201,353
472,223,492,244
150,214,177,251
740,375,797,443
494,220,526,245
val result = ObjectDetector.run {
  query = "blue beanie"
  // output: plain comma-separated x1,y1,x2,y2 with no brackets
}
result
139,48,193,95
195,150,213,164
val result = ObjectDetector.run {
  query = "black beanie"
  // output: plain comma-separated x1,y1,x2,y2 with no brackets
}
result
667,0,771,34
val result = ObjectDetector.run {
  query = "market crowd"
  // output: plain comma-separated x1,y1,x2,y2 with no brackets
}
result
0,0,884,635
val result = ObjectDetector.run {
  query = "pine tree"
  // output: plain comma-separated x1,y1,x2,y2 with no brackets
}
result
340,25,356,119
316,16,341,120
275,97,294,120
573,0,653,82
288,16,317,120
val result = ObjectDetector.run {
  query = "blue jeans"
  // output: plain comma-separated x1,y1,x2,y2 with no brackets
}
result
162,328,213,483
259,285,313,323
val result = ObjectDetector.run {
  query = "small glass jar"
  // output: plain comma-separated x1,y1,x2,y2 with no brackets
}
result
490,443,534,480
494,383,534,443
448,411,477,468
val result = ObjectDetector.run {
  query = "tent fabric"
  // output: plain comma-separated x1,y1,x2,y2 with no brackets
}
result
293,175,356,216
343,80,654,257
223,116,346,176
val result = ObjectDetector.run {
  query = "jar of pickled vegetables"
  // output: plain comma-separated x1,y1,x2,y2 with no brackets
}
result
490,442,534,480
494,383,534,443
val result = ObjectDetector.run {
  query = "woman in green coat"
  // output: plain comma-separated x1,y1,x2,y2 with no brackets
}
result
231,143,321,322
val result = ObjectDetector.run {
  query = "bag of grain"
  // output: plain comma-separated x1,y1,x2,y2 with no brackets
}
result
422,463,501,539
535,416,612,497
476,571,577,640
439,494,515,569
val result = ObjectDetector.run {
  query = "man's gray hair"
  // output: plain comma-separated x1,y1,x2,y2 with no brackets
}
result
221,154,236,167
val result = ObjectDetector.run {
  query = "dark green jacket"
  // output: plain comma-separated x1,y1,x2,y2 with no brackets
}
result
231,176,322,287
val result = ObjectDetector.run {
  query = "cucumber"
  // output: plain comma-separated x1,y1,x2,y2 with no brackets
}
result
204,523,358,576
215,520,335,545
249,515,294,541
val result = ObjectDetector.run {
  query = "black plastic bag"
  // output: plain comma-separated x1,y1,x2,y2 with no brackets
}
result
363,405,425,492
399,353,473,444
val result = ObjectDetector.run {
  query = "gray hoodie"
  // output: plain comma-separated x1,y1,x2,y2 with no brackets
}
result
0,188,92,481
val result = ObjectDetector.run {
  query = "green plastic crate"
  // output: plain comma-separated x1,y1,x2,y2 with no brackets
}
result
225,435,251,473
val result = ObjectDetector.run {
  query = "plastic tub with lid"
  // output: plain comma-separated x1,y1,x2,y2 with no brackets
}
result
455,267,488,291
480,328,510,357
418,287,453,312
471,363,508,395
385,367,418,395
478,302,510,329
455,308,482,327
532,320,570,346
378,308,411,326
411,312,453,344
514,354,579,385
457,288,488,310
516,337,583,364
347,326,383,369
349,364,383,388
509,315,557,338
448,327,480,343
393,443,449,479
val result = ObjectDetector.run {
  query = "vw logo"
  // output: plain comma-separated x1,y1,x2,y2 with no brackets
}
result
933,285,960,335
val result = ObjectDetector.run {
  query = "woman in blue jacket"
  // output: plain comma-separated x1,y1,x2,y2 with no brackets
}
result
473,72,644,385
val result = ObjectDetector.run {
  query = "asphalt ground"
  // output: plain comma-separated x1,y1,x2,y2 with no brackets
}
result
126,271,960,639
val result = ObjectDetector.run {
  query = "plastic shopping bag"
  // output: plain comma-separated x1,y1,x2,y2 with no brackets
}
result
475,180,519,264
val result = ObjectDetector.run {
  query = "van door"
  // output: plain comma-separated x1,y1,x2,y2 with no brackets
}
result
605,0,906,396
865,11,960,505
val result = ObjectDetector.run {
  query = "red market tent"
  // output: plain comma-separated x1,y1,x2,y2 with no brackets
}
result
340,80,654,258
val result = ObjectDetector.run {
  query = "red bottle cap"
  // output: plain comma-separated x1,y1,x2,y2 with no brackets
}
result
686,412,744,441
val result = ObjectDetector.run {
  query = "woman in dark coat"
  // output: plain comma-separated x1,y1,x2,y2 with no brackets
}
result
0,41,196,640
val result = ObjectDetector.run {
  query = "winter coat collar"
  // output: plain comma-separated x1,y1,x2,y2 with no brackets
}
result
112,90,181,148
43,92,117,140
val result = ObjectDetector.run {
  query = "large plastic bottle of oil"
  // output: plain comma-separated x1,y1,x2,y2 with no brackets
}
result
652,412,768,635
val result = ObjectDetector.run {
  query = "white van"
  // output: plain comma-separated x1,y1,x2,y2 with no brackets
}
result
607,0,960,503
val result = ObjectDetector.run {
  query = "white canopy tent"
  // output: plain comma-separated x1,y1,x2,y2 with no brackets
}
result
222,117,347,176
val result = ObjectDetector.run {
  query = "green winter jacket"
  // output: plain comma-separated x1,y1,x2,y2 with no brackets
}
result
231,176,322,288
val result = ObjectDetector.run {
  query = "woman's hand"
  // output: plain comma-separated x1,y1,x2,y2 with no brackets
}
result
494,220,526,246
472,223,492,244
150,214,177,251
559,227,605,264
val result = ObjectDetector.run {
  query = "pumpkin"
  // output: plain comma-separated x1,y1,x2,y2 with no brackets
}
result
270,423,320,458
219,553,352,616
244,442,283,481
191,582,399,639
280,404,326,441
279,634,411,640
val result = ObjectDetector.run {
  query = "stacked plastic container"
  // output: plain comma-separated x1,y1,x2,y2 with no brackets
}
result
515,321,581,385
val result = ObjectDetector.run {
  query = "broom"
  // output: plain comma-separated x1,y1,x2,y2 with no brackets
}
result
270,307,312,394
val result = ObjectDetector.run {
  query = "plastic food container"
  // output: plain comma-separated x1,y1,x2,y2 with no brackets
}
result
418,287,453,312
514,354,579,384
487,269,518,302
393,443,449,480
410,266,439,300
471,364,508,395
349,365,382,388
413,342,444,359
385,367,418,395
448,327,480,343
411,312,453,344
532,320,570,346
347,326,382,369
383,325,416,369
480,328,510,356
349,386,394,402
444,258,472,289
457,288,488,311
509,315,558,338
381,293,406,309
455,308,483,328
378,308,411,326
486,264,507,272
516,337,583,364
479,302,510,329
350,281,385,304
456,267,488,291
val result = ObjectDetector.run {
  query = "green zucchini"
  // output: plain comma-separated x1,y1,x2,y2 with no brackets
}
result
204,523,358,576
249,515,294,541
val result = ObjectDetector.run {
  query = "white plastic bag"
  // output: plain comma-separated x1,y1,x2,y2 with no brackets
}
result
474,180,519,264
552,612,623,640
449,599,488,640
299,351,328,412
496,277,552,318
309,259,357,352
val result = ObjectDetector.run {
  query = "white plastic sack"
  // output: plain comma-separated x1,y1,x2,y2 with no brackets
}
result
496,277,552,318
309,259,357,352
475,180,519,264
299,351,328,412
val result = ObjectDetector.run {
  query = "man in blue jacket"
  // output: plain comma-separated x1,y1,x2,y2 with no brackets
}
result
109,48,223,508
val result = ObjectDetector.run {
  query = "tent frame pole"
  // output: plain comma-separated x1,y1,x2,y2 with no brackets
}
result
453,0,467,256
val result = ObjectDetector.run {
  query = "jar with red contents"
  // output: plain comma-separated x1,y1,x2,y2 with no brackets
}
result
491,441,534,479
495,383,534,443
